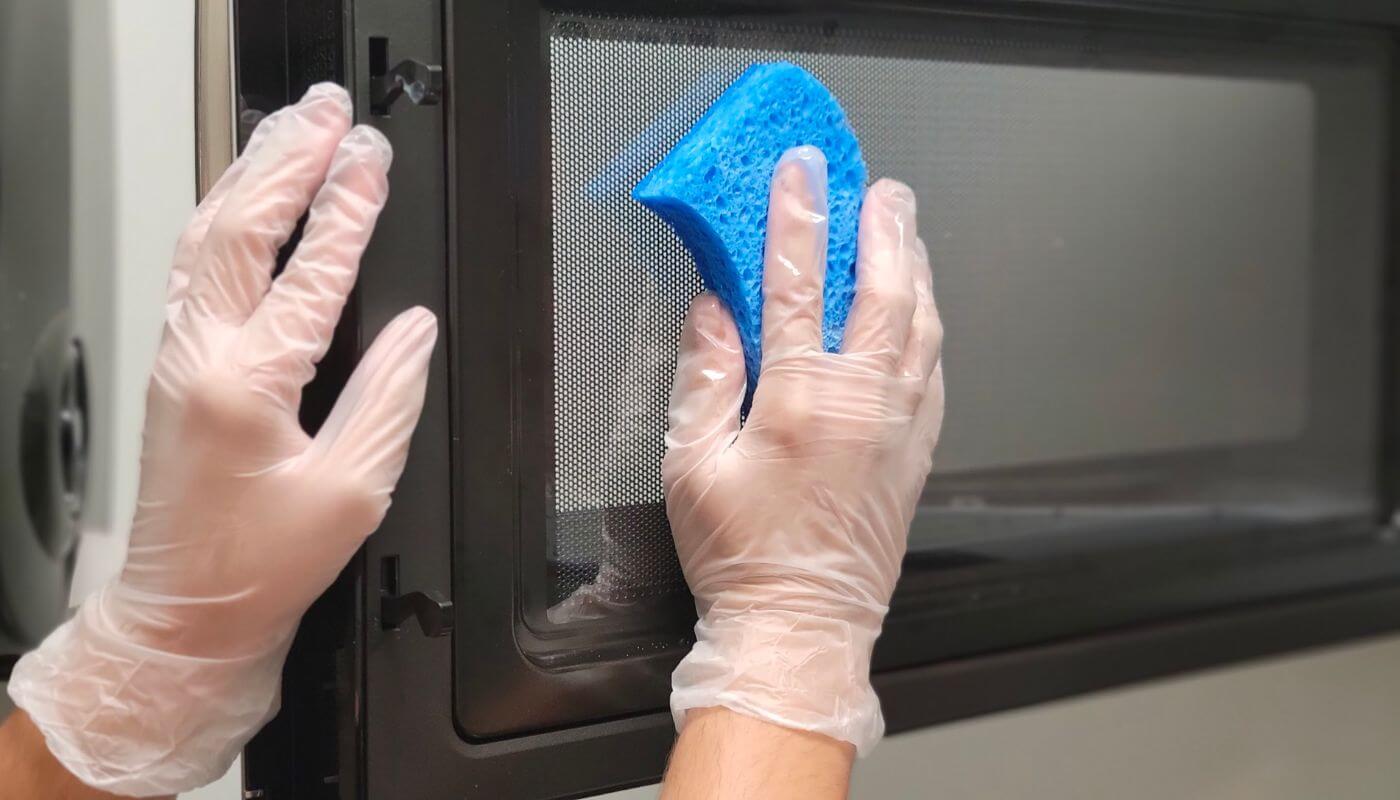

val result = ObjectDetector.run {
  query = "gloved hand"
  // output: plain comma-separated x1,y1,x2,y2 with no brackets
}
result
7,83,436,796
663,146,944,755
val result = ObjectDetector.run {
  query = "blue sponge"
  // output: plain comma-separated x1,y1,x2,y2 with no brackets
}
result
633,62,867,390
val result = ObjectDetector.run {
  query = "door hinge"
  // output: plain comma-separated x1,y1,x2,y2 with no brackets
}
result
379,555,454,637
368,35,443,116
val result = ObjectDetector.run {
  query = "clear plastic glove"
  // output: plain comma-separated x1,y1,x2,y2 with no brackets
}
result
7,83,437,796
664,146,944,755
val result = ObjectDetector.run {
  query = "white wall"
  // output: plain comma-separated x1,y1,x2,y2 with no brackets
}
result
850,636,1400,799
66,0,196,603
45,2,1400,799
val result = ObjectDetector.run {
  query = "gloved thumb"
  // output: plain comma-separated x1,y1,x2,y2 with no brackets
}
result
306,305,438,523
663,293,744,491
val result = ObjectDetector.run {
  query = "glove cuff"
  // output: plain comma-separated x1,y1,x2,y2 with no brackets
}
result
670,608,885,755
7,590,289,796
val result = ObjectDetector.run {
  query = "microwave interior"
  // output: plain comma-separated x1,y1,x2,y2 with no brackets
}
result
239,1,1400,798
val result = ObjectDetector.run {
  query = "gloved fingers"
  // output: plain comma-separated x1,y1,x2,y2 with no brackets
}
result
167,108,283,317
913,361,946,457
183,83,352,325
896,236,943,383
245,125,393,403
842,179,918,370
663,293,745,487
760,146,828,367
306,306,437,514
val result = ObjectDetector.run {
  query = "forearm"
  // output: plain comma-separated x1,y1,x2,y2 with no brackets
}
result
661,707,854,800
0,710,168,800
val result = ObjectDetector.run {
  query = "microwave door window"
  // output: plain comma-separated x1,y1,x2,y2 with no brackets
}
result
539,17,1384,661
918,72,1314,472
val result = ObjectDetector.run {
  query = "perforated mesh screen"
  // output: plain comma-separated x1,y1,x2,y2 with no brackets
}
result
547,20,898,607
545,18,1017,608
545,15,1373,612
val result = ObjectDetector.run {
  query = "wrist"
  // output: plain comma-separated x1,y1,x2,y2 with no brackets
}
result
7,591,289,796
663,707,855,800
672,606,885,754
99,581,295,661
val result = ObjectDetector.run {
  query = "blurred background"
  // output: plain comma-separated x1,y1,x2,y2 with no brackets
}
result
0,1,241,797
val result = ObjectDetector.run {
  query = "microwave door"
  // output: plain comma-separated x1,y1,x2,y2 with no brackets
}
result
241,3,1400,798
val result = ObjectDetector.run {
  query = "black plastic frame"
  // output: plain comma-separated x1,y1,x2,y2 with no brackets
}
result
241,1,1400,798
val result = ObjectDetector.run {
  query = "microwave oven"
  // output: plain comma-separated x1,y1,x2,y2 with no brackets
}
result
222,0,1400,797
